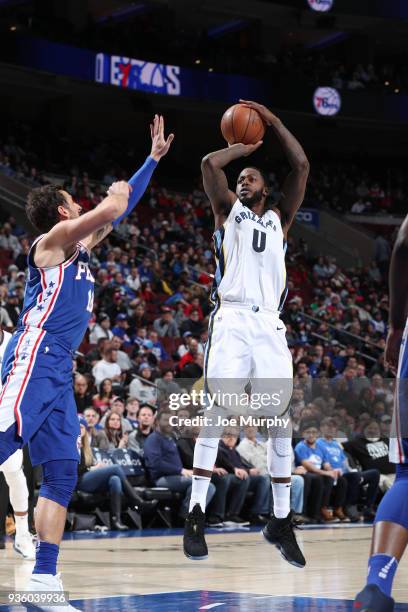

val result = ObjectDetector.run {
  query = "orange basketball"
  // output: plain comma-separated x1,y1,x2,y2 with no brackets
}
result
220,103,265,145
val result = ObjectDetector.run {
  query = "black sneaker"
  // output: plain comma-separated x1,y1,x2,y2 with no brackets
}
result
353,584,394,611
262,511,306,568
183,504,208,560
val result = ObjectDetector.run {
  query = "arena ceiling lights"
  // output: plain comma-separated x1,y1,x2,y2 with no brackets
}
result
307,0,334,12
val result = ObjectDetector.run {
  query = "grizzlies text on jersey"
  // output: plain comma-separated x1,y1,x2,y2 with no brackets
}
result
212,200,287,311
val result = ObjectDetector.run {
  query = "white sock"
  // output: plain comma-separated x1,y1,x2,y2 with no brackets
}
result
189,476,211,513
14,513,30,537
272,482,291,518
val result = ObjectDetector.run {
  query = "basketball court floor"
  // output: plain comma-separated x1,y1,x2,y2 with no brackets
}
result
1,524,408,610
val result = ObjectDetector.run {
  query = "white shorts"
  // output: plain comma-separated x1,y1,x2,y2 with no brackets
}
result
0,448,23,473
204,302,293,416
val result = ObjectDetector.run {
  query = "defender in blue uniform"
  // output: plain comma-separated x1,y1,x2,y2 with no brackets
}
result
0,115,173,611
354,214,408,612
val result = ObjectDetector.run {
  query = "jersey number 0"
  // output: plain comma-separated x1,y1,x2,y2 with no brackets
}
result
252,229,266,253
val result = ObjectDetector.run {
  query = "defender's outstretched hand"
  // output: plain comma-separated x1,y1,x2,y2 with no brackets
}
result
150,114,174,161
239,99,278,127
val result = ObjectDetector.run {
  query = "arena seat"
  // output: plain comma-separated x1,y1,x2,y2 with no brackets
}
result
68,486,182,530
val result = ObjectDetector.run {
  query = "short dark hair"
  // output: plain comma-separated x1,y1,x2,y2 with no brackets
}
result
137,404,155,417
301,419,320,433
26,185,67,233
241,166,270,191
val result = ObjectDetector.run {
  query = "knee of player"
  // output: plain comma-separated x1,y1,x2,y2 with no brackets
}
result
40,459,78,507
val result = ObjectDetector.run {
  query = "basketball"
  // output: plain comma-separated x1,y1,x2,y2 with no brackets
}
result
221,103,265,145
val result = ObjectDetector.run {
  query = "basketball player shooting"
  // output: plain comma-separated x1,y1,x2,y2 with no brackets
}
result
0,115,173,611
183,100,310,566
354,214,408,612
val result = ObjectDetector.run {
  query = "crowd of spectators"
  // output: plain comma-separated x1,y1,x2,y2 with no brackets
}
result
1,121,407,220
0,151,399,528
0,109,403,529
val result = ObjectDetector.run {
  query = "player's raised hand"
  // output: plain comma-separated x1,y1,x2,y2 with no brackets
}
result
228,141,263,157
107,181,132,198
150,114,175,161
385,328,403,371
239,99,279,127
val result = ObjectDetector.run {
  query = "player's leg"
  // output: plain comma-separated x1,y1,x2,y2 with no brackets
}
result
26,386,81,611
252,316,305,567
190,306,251,512
354,465,408,611
251,316,294,520
354,339,408,610
1,449,35,559
262,425,306,567
184,305,251,559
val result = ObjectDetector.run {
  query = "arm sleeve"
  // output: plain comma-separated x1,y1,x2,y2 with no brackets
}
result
112,156,158,227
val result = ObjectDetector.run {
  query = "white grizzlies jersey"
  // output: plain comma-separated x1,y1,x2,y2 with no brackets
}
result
211,199,287,311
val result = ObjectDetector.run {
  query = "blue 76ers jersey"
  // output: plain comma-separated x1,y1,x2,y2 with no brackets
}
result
18,237,95,352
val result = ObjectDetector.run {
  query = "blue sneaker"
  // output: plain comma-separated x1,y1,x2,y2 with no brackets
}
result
353,584,394,611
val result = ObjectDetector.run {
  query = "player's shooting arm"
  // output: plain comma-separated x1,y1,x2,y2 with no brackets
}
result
239,100,310,235
42,183,130,251
272,120,309,234
201,142,262,230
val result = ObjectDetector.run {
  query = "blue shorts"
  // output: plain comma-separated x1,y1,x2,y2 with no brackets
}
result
390,327,408,465
0,326,80,467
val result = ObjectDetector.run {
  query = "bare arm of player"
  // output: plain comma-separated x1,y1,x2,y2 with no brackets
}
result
385,214,408,369
240,100,310,235
201,142,263,230
83,222,114,250
36,182,131,266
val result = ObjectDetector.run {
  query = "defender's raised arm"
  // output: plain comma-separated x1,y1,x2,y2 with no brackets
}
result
31,181,130,255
